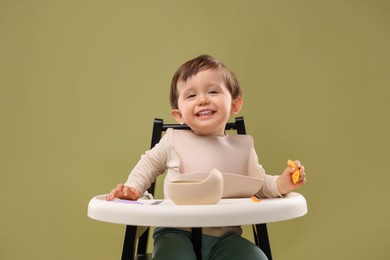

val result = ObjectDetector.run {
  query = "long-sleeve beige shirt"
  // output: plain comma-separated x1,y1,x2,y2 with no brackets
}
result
125,128,282,236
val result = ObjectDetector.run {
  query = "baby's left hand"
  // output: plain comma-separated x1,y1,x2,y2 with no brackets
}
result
277,160,306,195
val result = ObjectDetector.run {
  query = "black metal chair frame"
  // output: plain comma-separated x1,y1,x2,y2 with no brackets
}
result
121,117,273,260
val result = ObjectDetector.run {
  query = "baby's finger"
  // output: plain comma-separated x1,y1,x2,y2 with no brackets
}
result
133,189,140,198
117,183,124,191
300,171,306,182
106,188,117,201
127,188,140,200
123,186,131,197
294,160,301,168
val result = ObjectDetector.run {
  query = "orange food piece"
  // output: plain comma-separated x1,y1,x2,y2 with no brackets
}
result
287,160,300,184
251,196,261,203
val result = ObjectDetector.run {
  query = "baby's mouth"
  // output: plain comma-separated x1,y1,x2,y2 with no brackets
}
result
196,110,215,117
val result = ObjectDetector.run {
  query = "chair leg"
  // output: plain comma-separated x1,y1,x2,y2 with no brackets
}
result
136,227,149,255
122,225,137,260
252,224,260,246
254,224,272,260
191,228,202,260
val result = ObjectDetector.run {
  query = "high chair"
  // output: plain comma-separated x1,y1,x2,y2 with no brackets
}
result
122,117,273,260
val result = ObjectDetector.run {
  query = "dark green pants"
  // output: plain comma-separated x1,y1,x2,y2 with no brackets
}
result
153,227,268,260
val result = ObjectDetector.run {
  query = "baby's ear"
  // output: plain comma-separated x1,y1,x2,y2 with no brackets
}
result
230,96,243,115
171,109,185,124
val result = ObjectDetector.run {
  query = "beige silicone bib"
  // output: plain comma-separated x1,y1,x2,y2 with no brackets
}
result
172,130,263,198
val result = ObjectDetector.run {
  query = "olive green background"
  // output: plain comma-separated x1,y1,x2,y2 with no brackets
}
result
1,1,389,259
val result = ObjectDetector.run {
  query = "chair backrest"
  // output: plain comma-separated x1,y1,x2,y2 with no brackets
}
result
134,117,246,255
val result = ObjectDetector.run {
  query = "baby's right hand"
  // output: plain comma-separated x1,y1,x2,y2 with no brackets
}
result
106,183,141,201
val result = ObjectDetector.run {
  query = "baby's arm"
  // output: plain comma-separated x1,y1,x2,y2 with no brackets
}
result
106,183,141,201
277,160,306,195
106,129,172,201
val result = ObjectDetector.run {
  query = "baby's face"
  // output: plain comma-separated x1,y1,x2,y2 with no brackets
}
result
171,69,241,136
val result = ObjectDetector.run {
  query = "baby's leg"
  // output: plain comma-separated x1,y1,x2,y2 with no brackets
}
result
203,232,268,260
153,227,197,260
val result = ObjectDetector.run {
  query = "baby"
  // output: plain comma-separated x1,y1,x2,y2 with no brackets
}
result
107,54,306,259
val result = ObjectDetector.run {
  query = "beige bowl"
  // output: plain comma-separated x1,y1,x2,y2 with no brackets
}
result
167,169,224,205
174,172,262,198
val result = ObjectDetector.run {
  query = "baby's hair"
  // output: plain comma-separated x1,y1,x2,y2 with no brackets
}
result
170,54,242,109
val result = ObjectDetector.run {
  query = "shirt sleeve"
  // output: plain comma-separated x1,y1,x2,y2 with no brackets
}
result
124,129,171,194
251,149,283,198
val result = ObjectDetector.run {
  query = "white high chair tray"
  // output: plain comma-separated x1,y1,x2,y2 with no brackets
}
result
88,192,307,227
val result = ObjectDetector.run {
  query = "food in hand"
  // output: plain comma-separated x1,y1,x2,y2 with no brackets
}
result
287,160,300,184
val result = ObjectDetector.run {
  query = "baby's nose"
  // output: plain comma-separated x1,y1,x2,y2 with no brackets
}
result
197,94,209,105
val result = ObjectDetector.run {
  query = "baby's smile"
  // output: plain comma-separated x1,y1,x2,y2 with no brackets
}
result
196,109,215,117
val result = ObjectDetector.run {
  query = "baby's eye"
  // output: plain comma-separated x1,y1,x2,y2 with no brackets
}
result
208,90,219,95
186,93,196,99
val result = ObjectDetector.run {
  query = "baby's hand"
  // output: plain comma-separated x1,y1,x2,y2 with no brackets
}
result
106,183,141,201
277,160,306,195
